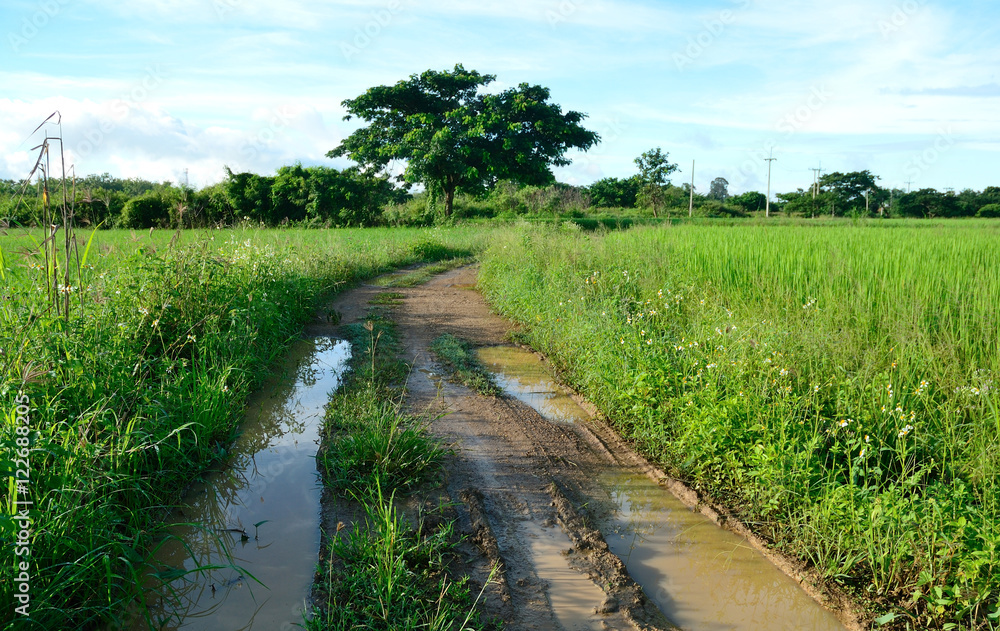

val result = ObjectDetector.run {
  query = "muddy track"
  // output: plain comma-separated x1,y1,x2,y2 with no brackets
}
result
318,265,860,631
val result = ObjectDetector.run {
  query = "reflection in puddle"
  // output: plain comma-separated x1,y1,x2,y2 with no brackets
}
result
480,344,845,631
602,473,844,631
522,522,606,631
476,346,581,423
136,337,350,630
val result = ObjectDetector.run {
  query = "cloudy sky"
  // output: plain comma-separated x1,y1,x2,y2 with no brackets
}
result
1,0,998,195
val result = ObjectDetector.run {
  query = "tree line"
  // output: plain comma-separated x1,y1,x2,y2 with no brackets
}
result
3,63,997,228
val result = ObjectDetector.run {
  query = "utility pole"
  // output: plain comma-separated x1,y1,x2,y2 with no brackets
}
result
905,180,913,193
810,166,822,218
765,151,776,218
810,168,822,199
689,160,695,217
865,189,870,215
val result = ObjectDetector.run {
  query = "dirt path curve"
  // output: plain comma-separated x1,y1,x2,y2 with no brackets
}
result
391,266,678,630
320,264,858,631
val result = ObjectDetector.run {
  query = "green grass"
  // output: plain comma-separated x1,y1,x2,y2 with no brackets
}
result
429,334,502,397
377,257,475,288
311,284,488,630
477,221,1000,630
311,484,482,631
0,226,491,630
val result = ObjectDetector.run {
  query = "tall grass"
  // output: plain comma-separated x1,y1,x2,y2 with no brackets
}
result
478,221,1000,629
0,226,489,629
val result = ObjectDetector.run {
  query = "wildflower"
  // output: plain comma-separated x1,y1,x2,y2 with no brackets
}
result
838,419,850,428
898,424,914,437
151,319,160,328
222,385,229,393
139,307,149,316
187,334,197,343
620,338,625,345
813,384,820,393
779,368,789,377
640,330,646,337
646,339,652,345
706,363,717,369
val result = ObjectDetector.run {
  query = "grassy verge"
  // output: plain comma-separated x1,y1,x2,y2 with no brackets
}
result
310,288,487,630
430,334,502,397
376,256,475,288
0,227,489,630
477,223,1000,630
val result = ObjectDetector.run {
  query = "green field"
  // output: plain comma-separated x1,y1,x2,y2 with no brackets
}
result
3,219,1000,629
477,220,1000,629
0,225,488,629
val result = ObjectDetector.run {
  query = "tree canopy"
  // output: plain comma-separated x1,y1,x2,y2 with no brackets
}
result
328,64,600,215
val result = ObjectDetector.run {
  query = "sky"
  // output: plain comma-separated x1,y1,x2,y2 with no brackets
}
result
1,0,998,196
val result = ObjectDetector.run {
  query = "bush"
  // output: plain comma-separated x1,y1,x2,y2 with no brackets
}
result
976,203,1000,218
119,192,171,228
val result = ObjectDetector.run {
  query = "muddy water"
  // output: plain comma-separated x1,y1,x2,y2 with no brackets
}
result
137,337,350,631
477,346,583,423
477,345,845,631
521,521,608,631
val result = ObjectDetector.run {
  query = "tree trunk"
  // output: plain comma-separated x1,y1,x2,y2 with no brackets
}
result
445,185,455,217
441,175,457,217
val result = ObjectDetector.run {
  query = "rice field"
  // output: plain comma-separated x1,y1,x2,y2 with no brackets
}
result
0,225,489,630
477,220,1000,629
4,218,1000,629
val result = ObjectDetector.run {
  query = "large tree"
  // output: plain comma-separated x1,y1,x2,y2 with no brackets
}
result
328,64,600,216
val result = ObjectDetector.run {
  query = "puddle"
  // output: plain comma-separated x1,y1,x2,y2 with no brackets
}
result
476,346,583,423
481,345,845,631
601,473,844,630
134,337,350,630
520,521,607,631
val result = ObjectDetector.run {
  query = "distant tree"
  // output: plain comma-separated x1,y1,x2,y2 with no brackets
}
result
328,64,599,216
896,188,960,218
818,170,883,215
224,168,274,223
119,192,171,228
709,177,729,201
732,190,767,214
976,203,1000,218
587,176,640,208
634,148,679,216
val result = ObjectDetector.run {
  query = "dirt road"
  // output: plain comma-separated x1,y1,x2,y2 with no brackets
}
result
319,265,858,631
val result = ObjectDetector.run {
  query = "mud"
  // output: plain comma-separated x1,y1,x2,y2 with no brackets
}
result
317,265,863,631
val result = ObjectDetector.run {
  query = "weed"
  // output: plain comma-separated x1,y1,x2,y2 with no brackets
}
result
430,334,503,397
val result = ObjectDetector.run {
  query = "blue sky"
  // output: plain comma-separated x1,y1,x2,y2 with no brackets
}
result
1,0,998,196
